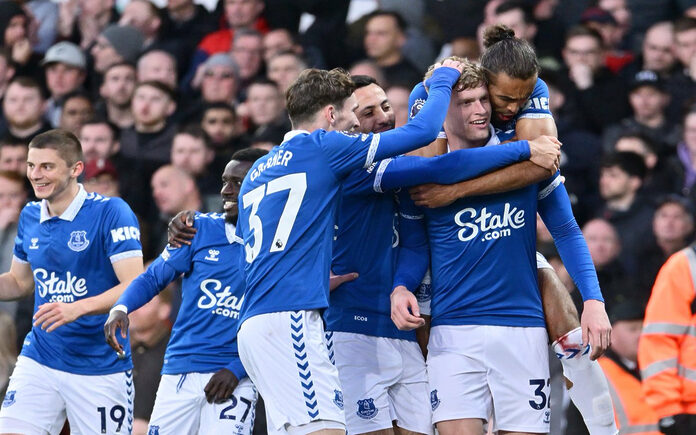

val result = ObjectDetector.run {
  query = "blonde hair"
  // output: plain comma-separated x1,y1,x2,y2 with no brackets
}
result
424,56,487,92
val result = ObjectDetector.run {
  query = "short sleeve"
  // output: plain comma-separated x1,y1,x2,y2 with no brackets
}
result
536,252,553,270
102,198,143,263
13,207,29,263
518,78,553,120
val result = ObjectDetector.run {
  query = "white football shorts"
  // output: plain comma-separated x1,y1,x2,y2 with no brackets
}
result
427,324,550,433
327,331,433,434
238,310,345,433
0,355,133,435
147,373,257,435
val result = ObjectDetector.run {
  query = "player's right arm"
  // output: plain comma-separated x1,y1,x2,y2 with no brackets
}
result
0,259,35,300
104,241,193,354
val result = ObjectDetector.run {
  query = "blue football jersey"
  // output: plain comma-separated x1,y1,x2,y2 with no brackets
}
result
14,186,142,375
400,173,562,328
131,213,246,375
236,129,384,323
325,160,415,341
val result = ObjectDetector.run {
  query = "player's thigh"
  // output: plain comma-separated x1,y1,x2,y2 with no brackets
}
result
0,356,66,435
389,340,432,435
331,332,398,434
238,310,345,433
538,268,579,341
200,377,258,434
435,418,485,435
426,326,492,425
147,374,203,435
485,326,550,434
62,369,133,435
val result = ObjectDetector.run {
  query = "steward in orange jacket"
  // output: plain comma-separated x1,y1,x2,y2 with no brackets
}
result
639,245,696,434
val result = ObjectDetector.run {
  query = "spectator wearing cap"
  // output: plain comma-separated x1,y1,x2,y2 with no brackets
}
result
567,301,659,435
598,151,655,274
581,6,633,74
41,41,87,127
83,158,119,198
603,70,681,155
561,25,630,134
97,62,136,129
636,195,695,296
91,24,145,75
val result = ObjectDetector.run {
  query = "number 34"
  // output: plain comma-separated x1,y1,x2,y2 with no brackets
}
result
243,173,307,263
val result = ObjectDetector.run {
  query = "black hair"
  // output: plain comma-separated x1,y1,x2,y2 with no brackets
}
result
480,24,539,80
364,10,408,33
494,0,534,25
231,147,268,163
600,151,647,180
352,75,378,89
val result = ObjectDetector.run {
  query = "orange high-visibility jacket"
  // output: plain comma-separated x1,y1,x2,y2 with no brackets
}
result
638,246,696,418
598,356,660,434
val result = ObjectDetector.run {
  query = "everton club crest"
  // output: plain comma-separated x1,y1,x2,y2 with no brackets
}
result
67,230,89,252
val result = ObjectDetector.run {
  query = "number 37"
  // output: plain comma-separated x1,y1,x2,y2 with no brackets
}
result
243,173,307,263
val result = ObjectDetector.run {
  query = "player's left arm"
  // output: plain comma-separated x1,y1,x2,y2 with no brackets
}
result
537,174,611,357
33,256,144,332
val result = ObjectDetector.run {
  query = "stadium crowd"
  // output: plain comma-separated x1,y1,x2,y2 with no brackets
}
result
0,0,695,434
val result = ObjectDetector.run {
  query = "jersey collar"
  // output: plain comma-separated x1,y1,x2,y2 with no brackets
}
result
40,184,88,223
282,130,310,144
225,222,243,245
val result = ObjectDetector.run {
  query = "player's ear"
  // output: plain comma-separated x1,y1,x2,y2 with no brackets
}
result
72,160,84,179
324,104,337,126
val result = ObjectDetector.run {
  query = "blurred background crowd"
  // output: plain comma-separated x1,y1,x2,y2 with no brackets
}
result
0,0,695,433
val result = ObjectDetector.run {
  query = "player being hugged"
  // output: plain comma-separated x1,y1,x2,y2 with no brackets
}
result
105,148,269,435
234,60,463,435
0,129,144,435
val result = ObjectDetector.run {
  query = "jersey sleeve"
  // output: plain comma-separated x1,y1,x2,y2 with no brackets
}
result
378,141,531,192
409,81,446,139
319,67,461,178
341,158,393,196
12,206,29,263
115,254,181,313
393,191,429,291
537,175,603,302
102,198,143,263
536,252,553,270
518,78,553,121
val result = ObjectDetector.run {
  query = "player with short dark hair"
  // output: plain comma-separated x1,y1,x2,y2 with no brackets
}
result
0,129,144,434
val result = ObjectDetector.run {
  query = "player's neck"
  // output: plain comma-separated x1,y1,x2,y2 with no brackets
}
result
447,134,489,151
46,182,80,217
293,118,329,133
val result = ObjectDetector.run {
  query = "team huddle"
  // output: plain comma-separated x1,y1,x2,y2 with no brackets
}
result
0,26,616,435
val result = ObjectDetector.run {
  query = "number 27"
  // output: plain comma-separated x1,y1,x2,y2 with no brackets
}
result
243,173,307,263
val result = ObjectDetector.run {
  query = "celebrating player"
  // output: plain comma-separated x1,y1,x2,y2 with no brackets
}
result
408,26,616,435
0,129,144,435
104,148,269,434
233,61,463,435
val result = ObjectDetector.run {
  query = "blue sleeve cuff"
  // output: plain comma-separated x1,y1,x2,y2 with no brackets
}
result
225,357,247,380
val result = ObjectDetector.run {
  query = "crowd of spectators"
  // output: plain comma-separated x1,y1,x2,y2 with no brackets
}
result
1,0,696,433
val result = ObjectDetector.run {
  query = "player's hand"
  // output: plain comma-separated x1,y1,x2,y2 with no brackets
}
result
204,368,239,404
410,183,459,208
33,301,84,332
581,299,611,360
391,285,425,330
435,58,465,74
167,210,196,247
329,271,359,292
529,135,562,175
104,309,129,356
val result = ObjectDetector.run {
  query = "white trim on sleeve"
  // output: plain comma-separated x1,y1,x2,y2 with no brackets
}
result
110,250,143,264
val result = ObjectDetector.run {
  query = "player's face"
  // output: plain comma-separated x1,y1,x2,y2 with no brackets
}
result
353,83,395,134
331,94,360,133
487,72,536,124
445,84,491,144
26,148,79,202
221,159,253,223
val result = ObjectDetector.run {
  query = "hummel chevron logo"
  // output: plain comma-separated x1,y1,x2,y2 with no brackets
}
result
291,311,320,420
